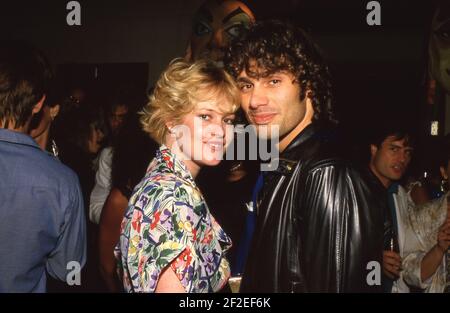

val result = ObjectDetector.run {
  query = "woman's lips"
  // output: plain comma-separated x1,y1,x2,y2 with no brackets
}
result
251,113,277,125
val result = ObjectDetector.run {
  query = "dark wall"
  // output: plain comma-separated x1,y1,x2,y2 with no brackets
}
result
0,0,204,85
1,0,436,148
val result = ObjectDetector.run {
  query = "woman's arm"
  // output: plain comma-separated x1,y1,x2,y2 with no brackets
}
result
420,220,450,282
155,266,186,293
98,187,128,292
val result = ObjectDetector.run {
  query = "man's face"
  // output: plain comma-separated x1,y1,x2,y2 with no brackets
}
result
189,0,254,64
370,136,413,188
237,66,308,141
69,88,86,106
429,4,450,93
109,104,129,134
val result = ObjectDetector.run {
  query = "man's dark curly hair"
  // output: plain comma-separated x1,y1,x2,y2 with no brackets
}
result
224,20,337,125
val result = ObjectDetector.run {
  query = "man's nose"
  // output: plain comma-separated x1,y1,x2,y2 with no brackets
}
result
398,151,408,164
248,85,268,110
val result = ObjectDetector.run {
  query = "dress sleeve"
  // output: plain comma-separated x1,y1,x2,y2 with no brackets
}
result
126,184,199,292
402,197,444,289
402,251,432,289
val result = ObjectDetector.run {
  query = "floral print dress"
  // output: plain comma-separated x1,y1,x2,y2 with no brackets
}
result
115,145,232,292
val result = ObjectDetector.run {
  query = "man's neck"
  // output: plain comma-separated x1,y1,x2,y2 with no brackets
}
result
369,164,391,189
278,119,312,153
33,127,50,151
1,123,29,134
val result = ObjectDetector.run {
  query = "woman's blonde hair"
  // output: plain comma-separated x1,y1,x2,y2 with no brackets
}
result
140,58,240,144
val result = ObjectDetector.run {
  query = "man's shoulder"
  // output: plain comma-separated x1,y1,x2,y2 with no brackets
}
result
289,126,350,167
4,141,79,188
300,141,352,173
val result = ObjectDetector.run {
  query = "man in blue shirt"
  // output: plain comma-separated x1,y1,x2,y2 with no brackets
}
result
0,41,86,292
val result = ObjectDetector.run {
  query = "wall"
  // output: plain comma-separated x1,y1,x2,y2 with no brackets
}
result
0,0,205,86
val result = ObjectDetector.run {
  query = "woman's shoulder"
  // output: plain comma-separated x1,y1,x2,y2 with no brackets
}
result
128,170,202,218
408,195,446,243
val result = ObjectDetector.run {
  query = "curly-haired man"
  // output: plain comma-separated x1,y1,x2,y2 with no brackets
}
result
225,20,385,292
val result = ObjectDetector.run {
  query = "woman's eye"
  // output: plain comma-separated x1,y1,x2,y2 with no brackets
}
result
224,118,235,125
199,114,210,120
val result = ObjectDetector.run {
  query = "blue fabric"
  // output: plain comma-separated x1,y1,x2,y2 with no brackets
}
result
0,129,86,292
233,173,264,275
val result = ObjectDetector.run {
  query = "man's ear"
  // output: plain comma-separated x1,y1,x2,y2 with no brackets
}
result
304,93,314,123
32,95,46,114
440,166,448,180
370,144,378,158
49,104,60,120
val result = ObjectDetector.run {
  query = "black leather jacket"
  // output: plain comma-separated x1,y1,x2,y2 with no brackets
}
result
240,124,385,292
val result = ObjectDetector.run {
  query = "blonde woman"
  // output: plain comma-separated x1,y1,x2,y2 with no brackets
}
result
115,59,240,293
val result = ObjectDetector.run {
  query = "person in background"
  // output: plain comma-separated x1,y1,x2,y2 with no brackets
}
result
185,0,255,65
402,134,450,292
98,113,158,292
368,124,415,292
89,87,137,225
57,103,108,292
0,40,86,292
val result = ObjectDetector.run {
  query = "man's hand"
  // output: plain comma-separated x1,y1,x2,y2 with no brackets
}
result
383,250,402,279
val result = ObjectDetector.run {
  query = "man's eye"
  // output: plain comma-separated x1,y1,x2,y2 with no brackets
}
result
193,21,212,36
268,79,281,86
239,83,252,92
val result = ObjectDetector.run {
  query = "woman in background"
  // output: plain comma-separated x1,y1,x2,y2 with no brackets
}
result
402,135,450,292
99,113,158,292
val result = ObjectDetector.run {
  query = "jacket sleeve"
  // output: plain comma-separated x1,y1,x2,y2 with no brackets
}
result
299,163,375,292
